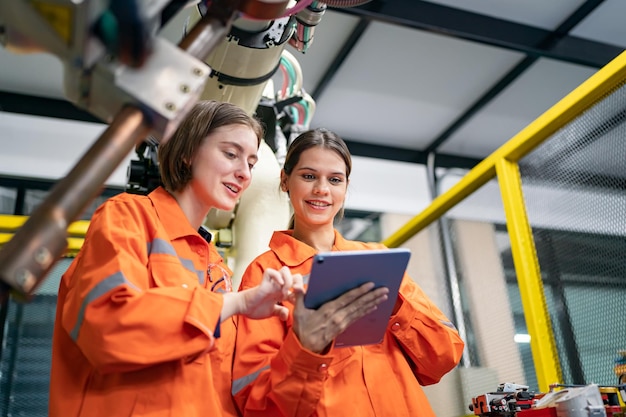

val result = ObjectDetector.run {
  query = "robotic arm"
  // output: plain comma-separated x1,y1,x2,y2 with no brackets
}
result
0,0,369,298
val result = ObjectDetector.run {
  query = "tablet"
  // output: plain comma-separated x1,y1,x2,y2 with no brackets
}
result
303,248,411,347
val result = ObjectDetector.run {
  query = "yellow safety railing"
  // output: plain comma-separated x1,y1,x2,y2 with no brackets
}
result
0,214,89,257
382,50,626,392
0,214,231,258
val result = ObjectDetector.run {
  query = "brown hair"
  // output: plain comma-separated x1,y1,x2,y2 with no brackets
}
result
158,100,264,192
283,128,352,179
282,128,352,227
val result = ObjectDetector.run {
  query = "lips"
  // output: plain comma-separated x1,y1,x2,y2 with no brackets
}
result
224,183,241,195
306,200,331,208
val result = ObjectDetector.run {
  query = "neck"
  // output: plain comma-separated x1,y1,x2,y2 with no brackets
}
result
292,223,335,252
170,188,210,230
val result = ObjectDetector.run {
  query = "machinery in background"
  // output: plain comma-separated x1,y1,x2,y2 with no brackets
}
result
470,383,626,417
470,383,538,417
126,139,162,195
615,351,626,385
0,0,373,298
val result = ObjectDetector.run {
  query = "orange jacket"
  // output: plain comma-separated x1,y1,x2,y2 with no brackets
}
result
233,230,465,417
49,187,240,417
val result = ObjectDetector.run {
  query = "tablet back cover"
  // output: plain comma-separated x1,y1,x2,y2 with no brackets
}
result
304,248,411,347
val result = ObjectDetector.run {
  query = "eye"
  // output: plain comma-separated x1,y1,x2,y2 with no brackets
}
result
224,150,237,159
329,177,344,184
248,163,255,171
302,173,315,180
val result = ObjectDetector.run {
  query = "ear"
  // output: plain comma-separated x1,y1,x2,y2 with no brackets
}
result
280,170,288,192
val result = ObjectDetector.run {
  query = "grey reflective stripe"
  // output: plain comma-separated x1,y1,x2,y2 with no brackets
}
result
441,320,457,330
179,257,205,284
232,365,270,395
147,238,178,257
148,238,205,284
196,269,205,284
70,272,140,341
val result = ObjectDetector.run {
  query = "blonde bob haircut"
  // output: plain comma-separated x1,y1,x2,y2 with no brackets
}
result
158,100,264,192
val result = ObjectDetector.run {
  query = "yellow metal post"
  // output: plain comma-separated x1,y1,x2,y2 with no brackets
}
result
495,157,562,392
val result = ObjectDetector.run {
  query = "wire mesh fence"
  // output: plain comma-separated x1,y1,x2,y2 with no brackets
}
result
517,80,626,387
0,259,68,417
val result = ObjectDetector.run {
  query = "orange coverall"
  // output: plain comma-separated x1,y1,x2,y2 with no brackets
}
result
49,187,240,417
233,230,465,417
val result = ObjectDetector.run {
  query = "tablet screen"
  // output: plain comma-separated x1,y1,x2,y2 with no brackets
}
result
303,248,411,347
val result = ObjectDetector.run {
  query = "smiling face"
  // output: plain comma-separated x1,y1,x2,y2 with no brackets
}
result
282,146,348,230
190,124,259,212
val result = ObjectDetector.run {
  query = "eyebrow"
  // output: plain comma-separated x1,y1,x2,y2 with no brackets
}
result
296,166,346,176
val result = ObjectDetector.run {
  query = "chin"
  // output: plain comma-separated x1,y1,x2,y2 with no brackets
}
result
216,204,236,212
305,216,333,226
217,199,238,212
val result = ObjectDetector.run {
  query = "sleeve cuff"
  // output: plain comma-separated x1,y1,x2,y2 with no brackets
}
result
389,293,415,334
184,287,224,342
278,329,335,375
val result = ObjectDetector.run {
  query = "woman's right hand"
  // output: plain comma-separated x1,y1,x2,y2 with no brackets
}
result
221,266,303,322
291,283,389,354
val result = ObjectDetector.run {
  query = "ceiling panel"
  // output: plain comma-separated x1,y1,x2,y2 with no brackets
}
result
0,49,64,99
569,0,626,46
426,0,587,30
438,58,597,157
0,112,112,180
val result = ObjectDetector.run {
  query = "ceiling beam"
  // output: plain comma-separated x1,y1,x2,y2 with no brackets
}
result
343,138,480,169
0,91,103,124
0,175,123,196
332,0,622,69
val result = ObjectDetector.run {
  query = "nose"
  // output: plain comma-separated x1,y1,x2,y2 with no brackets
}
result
313,179,330,195
236,161,252,182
